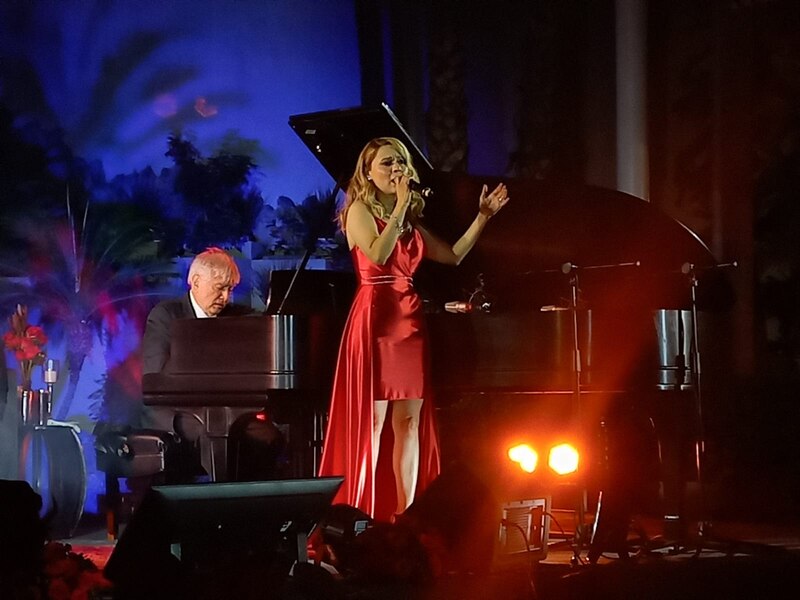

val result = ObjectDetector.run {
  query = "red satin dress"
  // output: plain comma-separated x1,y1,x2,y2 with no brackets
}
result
318,218,441,520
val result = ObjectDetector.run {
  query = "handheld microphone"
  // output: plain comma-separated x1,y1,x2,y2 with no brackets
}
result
391,170,434,199
408,179,434,199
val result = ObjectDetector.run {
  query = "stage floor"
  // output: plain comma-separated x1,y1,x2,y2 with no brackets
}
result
64,512,800,599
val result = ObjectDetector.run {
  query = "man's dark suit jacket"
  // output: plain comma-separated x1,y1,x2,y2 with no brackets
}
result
142,293,252,375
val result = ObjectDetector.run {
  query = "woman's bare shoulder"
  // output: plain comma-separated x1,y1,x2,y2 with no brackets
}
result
346,200,380,227
347,199,374,218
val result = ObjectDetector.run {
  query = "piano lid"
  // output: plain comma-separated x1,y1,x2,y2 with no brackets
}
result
288,103,434,187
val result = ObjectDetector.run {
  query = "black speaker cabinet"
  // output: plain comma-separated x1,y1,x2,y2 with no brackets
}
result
104,477,343,599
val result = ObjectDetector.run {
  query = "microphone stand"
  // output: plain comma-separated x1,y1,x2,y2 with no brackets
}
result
556,260,639,559
275,183,342,316
686,262,709,547
673,263,728,551
665,262,721,554
564,263,589,555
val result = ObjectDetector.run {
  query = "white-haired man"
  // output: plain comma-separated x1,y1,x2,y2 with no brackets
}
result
137,247,256,483
142,247,251,374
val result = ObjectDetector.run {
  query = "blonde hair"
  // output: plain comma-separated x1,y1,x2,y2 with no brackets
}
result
338,137,425,230
187,247,241,286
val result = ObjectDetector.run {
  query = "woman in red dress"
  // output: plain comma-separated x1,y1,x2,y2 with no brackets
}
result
318,137,509,520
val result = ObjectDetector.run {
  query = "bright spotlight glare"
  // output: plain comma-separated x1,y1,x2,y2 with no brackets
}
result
548,443,579,475
508,444,538,473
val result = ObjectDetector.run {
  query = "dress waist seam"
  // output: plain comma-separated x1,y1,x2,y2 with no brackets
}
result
360,275,413,286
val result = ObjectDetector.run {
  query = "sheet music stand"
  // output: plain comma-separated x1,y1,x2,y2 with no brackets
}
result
288,102,434,189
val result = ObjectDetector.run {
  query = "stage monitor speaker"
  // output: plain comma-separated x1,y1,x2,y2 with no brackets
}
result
0,480,47,585
104,477,343,600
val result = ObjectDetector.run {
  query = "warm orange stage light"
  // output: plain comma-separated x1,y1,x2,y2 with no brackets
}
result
548,443,580,475
508,444,538,473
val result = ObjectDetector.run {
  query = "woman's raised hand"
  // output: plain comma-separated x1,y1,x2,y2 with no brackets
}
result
478,183,510,219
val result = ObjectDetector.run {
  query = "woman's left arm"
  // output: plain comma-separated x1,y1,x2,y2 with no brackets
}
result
420,182,509,265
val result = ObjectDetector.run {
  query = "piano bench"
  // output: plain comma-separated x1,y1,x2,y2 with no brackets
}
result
94,428,174,540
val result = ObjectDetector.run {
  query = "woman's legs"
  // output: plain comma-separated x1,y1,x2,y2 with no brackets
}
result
372,398,424,515
391,398,423,514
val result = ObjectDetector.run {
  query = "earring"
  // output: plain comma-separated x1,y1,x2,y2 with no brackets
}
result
367,175,372,181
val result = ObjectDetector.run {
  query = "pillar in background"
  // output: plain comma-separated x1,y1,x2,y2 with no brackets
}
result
615,0,649,201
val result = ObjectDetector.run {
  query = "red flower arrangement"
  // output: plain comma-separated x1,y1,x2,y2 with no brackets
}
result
42,541,112,600
3,304,48,389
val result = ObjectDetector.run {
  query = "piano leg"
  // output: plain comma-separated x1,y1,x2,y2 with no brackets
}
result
202,407,268,482
146,406,266,483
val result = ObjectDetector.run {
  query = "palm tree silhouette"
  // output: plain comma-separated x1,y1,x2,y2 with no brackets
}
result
1,189,177,420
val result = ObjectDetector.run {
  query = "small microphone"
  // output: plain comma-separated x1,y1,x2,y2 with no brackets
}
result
445,300,491,314
561,262,577,274
408,180,434,199
682,260,738,275
445,301,473,314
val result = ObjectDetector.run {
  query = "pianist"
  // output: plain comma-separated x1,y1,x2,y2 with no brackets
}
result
142,247,251,375
140,247,253,481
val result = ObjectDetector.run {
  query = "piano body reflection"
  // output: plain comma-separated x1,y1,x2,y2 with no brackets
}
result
141,271,354,482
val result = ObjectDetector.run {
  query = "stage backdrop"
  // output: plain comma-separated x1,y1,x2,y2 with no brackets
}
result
0,0,360,511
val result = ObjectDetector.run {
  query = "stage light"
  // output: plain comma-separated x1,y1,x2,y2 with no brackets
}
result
508,444,538,473
548,443,579,475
